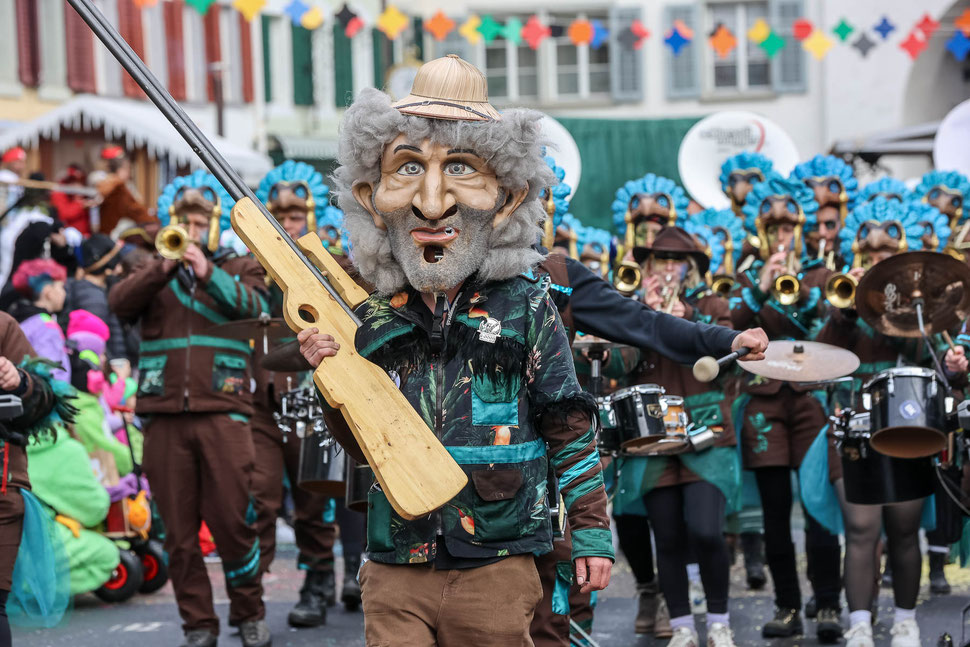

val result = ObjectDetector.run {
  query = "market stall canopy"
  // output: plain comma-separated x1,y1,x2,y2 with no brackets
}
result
0,95,272,185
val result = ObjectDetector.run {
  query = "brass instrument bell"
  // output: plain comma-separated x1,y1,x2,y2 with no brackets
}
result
771,247,800,306
156,223,191,260
711,275,735,297
825,272,858,309
613,260,642,297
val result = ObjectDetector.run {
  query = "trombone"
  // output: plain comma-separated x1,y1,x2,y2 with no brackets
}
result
613,260,642,297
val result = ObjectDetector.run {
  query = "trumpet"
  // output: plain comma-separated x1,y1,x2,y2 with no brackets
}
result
613,260,642,297
771,245,801,306
155,223,191,260
711,275,735,297
825,272,858,309
660,273,681,314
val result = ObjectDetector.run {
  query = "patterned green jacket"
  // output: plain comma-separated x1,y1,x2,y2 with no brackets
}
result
354,274,613,565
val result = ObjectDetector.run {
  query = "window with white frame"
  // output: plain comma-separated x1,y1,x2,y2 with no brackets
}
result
706,1,770,93
480,16,538,103
548,13,610,100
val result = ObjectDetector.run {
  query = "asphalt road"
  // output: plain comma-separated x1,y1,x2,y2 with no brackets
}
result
12,543,970,646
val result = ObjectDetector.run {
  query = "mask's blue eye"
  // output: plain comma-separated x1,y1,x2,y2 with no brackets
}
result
656,195,670,208
953,197,963,208
630,196,641,210
745,173,762,184
269,187,279,202
760,200,771,214
859,225,869,239
886,224,900,238
930,188,941,200
728,174,740,187
294,185,308,199
787,200,798,214
829,180,841,194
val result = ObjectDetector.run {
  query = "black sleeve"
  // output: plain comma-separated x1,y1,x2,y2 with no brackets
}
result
565,257,738,364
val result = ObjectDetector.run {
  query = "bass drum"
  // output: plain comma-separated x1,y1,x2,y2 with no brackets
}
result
841,412,935,505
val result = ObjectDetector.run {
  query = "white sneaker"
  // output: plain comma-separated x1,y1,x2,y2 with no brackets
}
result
668,626,700,647
890,618,920,647
706,622,736,647
689,579,707,615
845,621,874,647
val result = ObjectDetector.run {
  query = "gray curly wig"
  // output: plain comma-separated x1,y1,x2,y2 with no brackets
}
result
333,88,556,295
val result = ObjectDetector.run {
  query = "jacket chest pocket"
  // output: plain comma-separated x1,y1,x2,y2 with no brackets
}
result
685,393,726,428
138,355,167,397
463,468,524,542
471,375,520,427
213,352,248,395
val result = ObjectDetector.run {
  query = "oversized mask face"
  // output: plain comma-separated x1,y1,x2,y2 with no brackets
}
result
627,192,675,247
804,176,848,214
924,185,964,224
352,135,527,293
854,220,907,268
725,169,765,211
268,181,313,237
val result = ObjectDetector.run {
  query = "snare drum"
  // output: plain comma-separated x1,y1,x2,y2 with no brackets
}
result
864,367,947,459
628,395,692,456
839,412,935,505
277,388,346,496
345,456,375,513
596,396,619,453
611,384,666,451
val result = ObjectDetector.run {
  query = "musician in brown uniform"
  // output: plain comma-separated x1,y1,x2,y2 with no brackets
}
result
620,226,740,647
730,172,843,641
109,172,271,647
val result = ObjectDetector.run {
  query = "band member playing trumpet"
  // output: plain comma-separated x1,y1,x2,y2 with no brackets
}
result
731,172,844,642
611,173,690,258
790,155,859,267
814,197,951,647
624,226,740,647
915,170,970,263
109,172,271,647
247,161,359,628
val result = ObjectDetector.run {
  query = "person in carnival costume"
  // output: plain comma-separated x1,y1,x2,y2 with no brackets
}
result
720,152,774,219
109,170,271,647
789,155,859,266
730,171,845,641
611,173,690,257
915,170,970,263
250,160,364,626
813,197,952,647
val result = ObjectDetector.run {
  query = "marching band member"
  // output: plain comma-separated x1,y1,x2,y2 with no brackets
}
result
790,155,859,268
857,177,914,205
621,226,740,647
247,161,352,628
611,173,689,258
814,196,951,647
730,172,844,641
109,171,271,647
719,152,774,219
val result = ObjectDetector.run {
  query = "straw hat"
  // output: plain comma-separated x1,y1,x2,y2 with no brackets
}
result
392,55,501,122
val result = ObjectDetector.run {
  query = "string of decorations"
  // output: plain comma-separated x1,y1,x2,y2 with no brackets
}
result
141,1,970,63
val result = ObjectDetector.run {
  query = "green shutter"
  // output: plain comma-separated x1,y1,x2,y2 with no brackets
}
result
333,24,354,107
664,4,700,99
261,15,272,103
372,29,386,90
292,24,314,106
553,117,700,231
412,17,424,60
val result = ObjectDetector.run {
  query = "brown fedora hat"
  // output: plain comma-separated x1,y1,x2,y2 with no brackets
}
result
392,55,502,122
633,226,710,275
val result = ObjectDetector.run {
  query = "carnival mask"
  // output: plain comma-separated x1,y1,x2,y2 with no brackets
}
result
804,177,848,211
852,219,908,268
267,180,315,236
924,185,964,225
352,136,527,293
171,186,221,253
725,169,765,209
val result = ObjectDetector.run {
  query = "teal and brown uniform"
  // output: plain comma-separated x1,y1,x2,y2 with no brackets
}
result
730,259,832,468
324,273,613,564
109,253,269,636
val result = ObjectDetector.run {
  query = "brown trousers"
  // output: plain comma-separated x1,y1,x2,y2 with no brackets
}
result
530,526,593,647
740,387,827,469
250,422,336,574
142,413,264,634
0,489,24,591
360,555,542,647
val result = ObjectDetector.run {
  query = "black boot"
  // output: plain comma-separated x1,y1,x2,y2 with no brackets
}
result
321,569,336,606
287,570,328,627
740,532,767,590
762,608,802,638
930,551,951,595
634,580,658,634
341,554,362,612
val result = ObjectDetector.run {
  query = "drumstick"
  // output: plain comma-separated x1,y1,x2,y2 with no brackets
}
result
692,347,751,383
942,330,958,352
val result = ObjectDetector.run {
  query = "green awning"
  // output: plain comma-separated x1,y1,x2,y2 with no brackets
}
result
555,117,700,231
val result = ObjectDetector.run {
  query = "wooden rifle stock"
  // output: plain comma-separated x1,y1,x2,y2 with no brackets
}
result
66,0,466,520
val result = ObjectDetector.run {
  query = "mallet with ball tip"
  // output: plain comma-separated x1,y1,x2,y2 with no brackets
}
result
692,347,751,383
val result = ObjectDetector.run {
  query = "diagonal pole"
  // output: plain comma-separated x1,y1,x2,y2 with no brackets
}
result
65,0,361,325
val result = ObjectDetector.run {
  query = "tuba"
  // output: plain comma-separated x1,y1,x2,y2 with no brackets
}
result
613,260,642,297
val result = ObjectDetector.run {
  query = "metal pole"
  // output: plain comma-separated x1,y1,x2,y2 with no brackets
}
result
65,0,360,325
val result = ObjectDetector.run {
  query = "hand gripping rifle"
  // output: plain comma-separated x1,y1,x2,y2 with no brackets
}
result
67,0,466,520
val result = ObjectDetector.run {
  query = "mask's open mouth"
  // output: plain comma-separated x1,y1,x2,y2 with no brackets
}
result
412,227,458,264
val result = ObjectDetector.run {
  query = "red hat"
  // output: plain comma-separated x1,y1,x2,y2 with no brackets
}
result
11,258,67,299
101,145,125,161
67,309,110,342
2,147,26,163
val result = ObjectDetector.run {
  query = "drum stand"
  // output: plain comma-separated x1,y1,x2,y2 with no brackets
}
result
569,619,602,647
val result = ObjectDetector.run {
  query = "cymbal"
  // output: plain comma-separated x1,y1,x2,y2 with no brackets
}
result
260,340,312,372
740,340,860,382
211,316,292,342
855,251,970,338
572,335,630,353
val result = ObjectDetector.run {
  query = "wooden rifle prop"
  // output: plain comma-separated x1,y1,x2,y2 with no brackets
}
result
66,0,467,520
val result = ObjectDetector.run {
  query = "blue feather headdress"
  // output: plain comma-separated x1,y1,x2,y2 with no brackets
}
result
719,152,774,194
789,155,858,210
611,173,690,236
682,220,725,278
157,170,236,232
680,207,745,271
839,197,945,264
543,154,572,230
257,160,343,235
741,171,819,237
915,170,970,226
858,177,913,204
